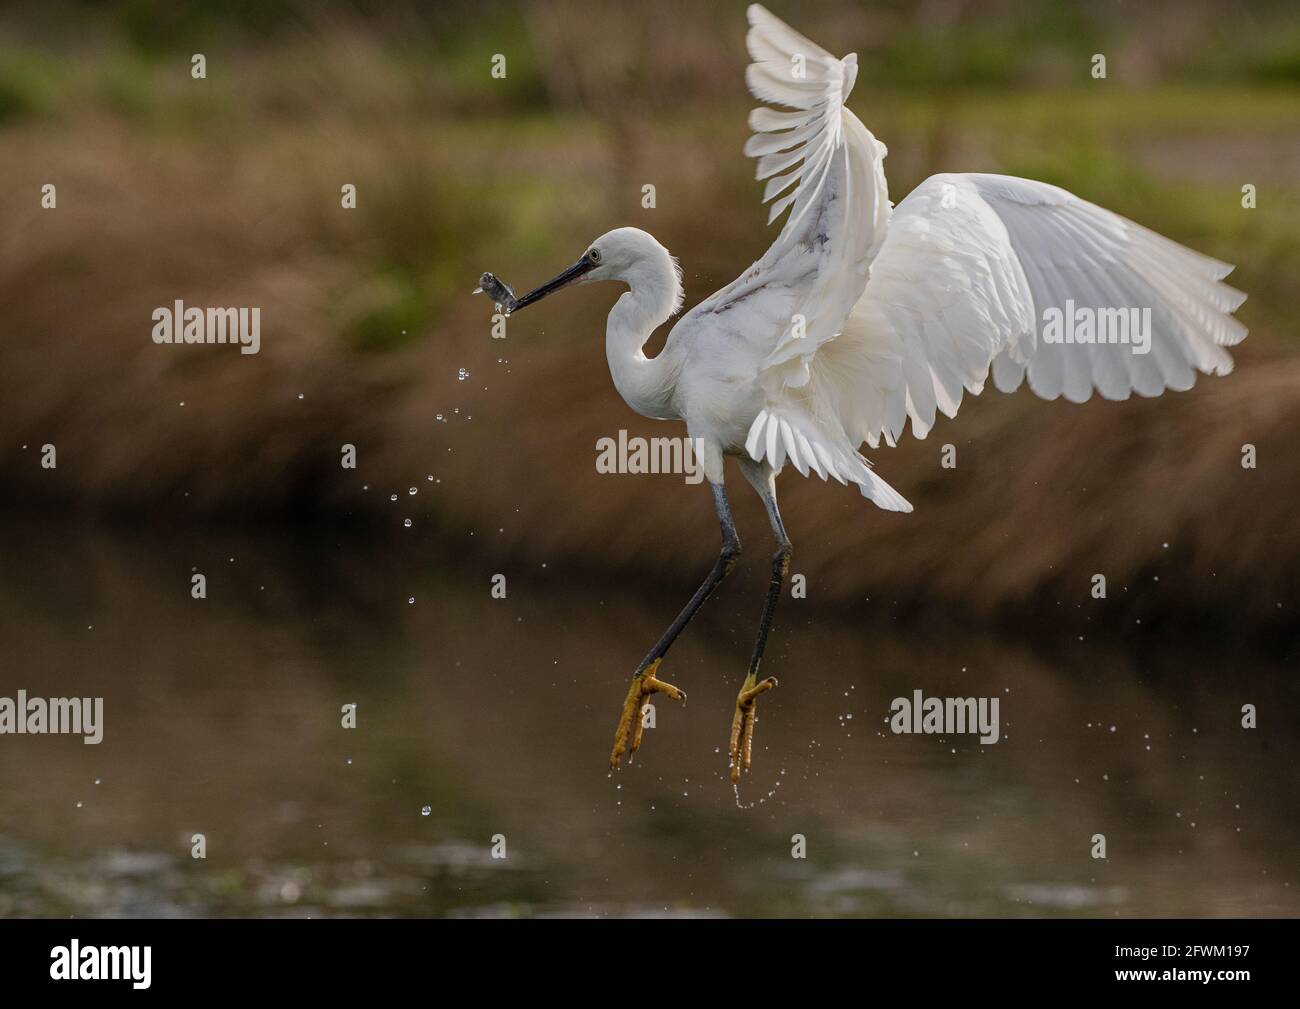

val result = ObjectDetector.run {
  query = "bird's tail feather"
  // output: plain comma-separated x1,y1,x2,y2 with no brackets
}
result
745,407,913,512
854,463,913,513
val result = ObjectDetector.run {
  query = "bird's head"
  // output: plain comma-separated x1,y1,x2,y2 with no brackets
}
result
507,227,683,316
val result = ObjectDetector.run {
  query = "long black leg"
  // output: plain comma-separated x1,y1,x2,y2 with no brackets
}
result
611,480,741,768
740,460,791,678
729,459,788,780
633,480,741,674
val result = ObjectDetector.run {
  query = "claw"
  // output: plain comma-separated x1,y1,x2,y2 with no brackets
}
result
610,658,686,770
728,674,777,782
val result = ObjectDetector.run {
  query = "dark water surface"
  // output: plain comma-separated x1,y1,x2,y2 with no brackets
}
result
0,522,1296,918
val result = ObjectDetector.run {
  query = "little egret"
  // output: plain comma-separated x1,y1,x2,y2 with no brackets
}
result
484,4,1247,781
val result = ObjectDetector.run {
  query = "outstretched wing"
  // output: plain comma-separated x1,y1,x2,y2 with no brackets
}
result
701,3,892,394
805,172,1248,448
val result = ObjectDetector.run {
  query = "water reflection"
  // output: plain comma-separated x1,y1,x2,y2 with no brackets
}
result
0,522,1296,917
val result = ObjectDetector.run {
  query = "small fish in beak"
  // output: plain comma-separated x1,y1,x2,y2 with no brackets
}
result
474,255,595,318
506,256,595,314
473,272,517,314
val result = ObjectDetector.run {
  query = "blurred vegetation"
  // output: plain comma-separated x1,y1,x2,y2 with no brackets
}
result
2,0,1292,335
0,0,1297,632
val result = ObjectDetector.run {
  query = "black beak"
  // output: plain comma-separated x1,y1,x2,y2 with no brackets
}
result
508,257,593,314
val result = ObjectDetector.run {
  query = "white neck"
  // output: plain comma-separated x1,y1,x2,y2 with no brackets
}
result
605,268,682,421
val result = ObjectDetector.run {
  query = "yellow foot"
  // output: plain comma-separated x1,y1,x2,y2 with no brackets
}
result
609,658,686,770
728,673,778,782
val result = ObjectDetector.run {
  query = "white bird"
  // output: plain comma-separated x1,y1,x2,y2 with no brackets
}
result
488,4,1247,781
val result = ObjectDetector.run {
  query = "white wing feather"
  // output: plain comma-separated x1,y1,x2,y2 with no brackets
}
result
730,9,1244,514
702,4,892,393
810,172,1247,448
709,5,911,512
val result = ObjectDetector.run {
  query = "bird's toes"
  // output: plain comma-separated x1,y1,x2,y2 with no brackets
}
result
647,678,685,704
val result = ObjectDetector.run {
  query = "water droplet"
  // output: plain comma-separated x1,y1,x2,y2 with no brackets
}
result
457,368,469,381
421,805,431,816
408,487,417,496
404,518,412,528
407,596,415,605
390,494,398,502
